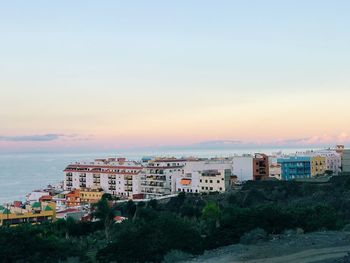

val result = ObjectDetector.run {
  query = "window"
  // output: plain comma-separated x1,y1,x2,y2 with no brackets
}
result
201,187,204,190
219,187,222,191
210,187,213,190
217,180,220,183
200,179,202,182
210,180,213,183
205,180,208,183
206,187,208,190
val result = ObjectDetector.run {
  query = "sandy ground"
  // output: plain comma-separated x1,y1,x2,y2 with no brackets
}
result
182,231,350,263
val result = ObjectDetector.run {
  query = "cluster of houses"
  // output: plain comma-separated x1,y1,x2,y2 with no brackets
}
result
0,198,56,227
63,145,348,200
2,145,349,227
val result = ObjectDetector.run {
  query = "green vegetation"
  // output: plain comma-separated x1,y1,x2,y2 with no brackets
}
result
2,176,350,262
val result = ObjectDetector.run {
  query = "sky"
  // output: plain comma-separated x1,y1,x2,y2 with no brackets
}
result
1,0,350,152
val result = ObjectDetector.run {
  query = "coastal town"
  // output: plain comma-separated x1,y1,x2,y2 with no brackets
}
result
1,145,350,227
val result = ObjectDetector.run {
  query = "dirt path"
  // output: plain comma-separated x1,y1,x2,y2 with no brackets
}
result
235,245,350,263
187,245,350,263
183,232,350,263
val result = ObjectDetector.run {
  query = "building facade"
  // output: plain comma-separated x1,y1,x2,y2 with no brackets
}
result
310,156,326,177
64,158,143,198
253,154,269,180
342,150,350,174
232,155,254,181
269,164,282,180
140,158,185,199
176,159,233,193
0,202,56,226
277,156,311,180
316,151,341,175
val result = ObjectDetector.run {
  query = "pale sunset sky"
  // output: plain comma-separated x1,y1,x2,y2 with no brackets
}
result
1,1,350,152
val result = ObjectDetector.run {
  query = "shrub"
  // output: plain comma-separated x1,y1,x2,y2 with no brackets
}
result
162,250,192,263
343,224,350,232
240,228,268,245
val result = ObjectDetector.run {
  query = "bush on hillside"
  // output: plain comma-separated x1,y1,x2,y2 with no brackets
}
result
240,228,268,245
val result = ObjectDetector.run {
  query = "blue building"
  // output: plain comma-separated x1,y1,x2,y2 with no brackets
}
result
277,156,311,180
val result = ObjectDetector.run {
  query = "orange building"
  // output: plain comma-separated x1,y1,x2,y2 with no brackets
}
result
66,188,104,207
66,190,81,207
253,154,269,181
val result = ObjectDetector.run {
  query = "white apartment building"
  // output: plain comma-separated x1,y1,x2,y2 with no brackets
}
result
232,155,254,181
269,164,282,180
64,158,143,198
140,158,185,199
316,150,341,175
176,158,233,193
26,191,50,203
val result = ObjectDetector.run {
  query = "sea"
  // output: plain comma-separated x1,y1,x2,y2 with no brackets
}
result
0,147,318,204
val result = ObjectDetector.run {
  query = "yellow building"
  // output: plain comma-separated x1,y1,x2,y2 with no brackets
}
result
0,202,56,226
79,188,104,204
311,156,326,177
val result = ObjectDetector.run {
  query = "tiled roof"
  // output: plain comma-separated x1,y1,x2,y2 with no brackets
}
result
44,205,53,211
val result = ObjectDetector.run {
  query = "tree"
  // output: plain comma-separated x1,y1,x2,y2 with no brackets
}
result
0,225,81,262
97,212,203,263
93,196,116,241
54,217,76,239
133,201,146,221
148,199,158,210
202,201,221,228
125,199,137,218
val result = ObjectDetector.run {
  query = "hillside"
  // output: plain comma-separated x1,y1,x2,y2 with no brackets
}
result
2,176,350,262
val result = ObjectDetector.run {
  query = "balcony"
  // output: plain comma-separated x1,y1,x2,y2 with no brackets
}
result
93,179,100,183
145,175,166,181
108,180,116,184
141,182,165,188
148,169,165,175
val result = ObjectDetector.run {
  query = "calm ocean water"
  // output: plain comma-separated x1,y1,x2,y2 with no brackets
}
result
0,147,316,203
